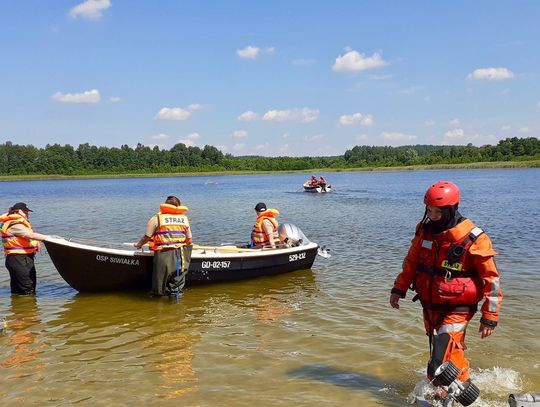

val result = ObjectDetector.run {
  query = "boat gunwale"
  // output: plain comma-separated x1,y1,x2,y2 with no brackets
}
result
44,238,319,259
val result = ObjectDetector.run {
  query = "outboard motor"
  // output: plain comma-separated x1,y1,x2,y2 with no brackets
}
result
432,361,480,406
509,393,540,407
278,223,309,247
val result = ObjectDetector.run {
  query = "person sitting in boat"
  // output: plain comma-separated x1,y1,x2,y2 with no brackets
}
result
251,202,280,249
309,175,318,186
134,196,193,297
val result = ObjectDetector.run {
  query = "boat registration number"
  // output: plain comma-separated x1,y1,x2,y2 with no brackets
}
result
201,261,231,269
289,252,306,262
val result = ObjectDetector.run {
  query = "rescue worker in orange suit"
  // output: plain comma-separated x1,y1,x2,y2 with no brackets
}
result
135,196,193,297
251,202,279,249
1,202,51,295
310,175,318,187
389,181,502,387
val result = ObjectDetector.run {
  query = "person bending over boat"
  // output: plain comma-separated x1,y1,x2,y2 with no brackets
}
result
1,202,52,295
135,196,193,297
251,202,280,249
389,181,502,390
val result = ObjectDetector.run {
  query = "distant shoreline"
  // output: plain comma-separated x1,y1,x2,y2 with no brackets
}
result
1,159,538,182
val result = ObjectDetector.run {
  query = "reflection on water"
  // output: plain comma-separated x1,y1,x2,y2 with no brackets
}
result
1,170,539,406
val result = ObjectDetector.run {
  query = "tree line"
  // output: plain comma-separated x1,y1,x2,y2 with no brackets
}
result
0,137,539,176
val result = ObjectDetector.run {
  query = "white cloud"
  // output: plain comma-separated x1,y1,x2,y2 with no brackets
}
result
300,107,319,123
449,119,461,127
238,111,259,121
233,143,245,151
519,127,530,134
187,103,203,111
154,107,191,121
332,49,388,73
255,142,270,151
216,145,227,152
237,45,273,59
445,128,466,139
69,0,111,20
339,112,374,126
262,107,319,123
368,74,393,81
178,132,200,147
109,96,122,103
443,129,497,145
381,131,417,142
232,130,248,139
237,46,259,59
399,87,418,95
51,89,101,103
424,119,435,126
151,133,169,141
304,134,324,142
467,67,515,81
501,125,511,131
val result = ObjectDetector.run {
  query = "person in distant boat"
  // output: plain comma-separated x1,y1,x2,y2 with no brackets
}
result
135,196,193,297
389,181,502,390
318,176,327,190
1,202,51,295
310,175,318,186
251,202,280,249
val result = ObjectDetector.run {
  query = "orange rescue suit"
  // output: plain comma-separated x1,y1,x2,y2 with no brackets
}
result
151,204,191,251
392,218,502,381
251,209,279,247
1,213,40,255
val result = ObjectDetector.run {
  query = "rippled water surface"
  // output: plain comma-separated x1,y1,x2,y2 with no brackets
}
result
1,169,539,406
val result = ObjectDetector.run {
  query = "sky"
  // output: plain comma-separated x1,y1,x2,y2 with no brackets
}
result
1,1,539,157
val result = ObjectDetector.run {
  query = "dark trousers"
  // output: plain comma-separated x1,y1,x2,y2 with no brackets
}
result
151,246,192,296
5,254,36,295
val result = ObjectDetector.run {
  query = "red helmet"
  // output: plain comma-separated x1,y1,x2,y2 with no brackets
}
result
423,181,460,206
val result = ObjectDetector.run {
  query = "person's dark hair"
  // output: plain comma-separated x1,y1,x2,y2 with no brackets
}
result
165,196,181,206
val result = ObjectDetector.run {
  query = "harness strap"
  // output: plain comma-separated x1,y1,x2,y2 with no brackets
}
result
420,300,477,312
415,263,478,278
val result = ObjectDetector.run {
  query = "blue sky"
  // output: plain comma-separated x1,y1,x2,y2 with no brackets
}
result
1,1,539,157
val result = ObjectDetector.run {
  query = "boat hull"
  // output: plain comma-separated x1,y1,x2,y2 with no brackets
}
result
44,239,318,292
303,184,332,193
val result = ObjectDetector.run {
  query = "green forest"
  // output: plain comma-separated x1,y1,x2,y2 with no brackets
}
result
1,137,539,176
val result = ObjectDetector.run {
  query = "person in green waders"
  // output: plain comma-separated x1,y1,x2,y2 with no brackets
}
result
135,196,193,297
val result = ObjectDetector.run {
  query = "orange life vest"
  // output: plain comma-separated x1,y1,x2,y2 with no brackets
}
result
151,204,190,251
413,223,484,307
0,212,40,255
251,209,279,247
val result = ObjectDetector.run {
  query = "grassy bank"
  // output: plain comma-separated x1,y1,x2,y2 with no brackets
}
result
0,159,538,182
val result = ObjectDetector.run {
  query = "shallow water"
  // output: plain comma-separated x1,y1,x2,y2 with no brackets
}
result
1,169,539,406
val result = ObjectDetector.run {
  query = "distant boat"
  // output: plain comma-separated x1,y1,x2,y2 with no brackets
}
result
303,180,332,193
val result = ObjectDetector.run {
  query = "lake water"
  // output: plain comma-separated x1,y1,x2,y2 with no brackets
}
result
1,169,539,406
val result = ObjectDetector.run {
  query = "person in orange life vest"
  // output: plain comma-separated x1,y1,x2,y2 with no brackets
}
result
310,175,318,186
389,181,502,384
1,202,51,295
135,196,193,297
251,202,280,249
